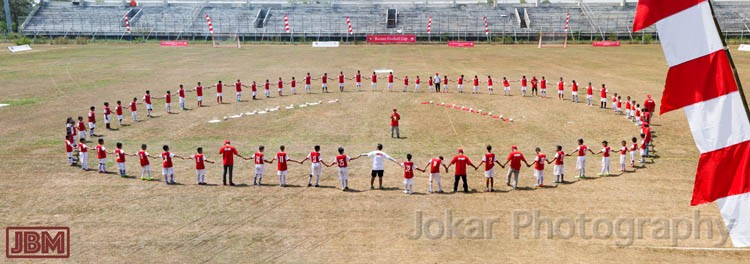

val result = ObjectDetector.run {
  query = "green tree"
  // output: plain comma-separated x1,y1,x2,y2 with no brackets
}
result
0,0,34,32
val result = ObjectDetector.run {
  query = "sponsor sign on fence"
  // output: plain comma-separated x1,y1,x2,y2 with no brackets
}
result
448,41,475,47
592,41,621,47
7,45,32,53
159,40,189,47
366,34,416,43
312,41,340,47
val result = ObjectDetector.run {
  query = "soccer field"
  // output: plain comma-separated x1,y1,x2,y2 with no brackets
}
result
1,43,749,262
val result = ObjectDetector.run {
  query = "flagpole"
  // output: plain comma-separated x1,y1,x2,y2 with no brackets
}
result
708,0,750,122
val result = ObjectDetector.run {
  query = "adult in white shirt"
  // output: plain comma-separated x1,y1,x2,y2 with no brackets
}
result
433,73,441,92
359,143,398,190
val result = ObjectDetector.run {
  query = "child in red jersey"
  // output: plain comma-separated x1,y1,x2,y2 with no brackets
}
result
400,153,424,194
190,147,215,185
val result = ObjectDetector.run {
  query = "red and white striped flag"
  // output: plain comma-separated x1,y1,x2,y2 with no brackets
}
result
633,0,750,247
483,16,489,34
284,14,290,33
346,16,352,34
427,16,432,33
123,13,130,34
564,11,570,32
205,14,214,34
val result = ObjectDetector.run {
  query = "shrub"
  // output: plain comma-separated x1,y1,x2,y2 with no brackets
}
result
76,36,89,45
52,37,70,45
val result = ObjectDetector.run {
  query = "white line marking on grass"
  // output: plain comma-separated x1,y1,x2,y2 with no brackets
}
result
0,104,8,108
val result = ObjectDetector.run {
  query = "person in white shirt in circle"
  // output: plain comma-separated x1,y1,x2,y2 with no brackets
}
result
359,143,399,190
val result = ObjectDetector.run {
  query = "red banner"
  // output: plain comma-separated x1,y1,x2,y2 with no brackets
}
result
366,34,416,43
592,41,621,47
448,41,475,47
160,40,189,47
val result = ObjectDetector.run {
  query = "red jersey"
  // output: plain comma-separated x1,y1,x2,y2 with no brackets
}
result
104,106,112,115
335,154,350,168
161,151,174,168
644,98,656,113
143,94,152,104
473,78,479,86
129,101,137,111
254,152,265,165
619,146,628,155
251,83,257,92
487,78,493,86
78,143,88,153
507,151,527,170
115,148,126,163
115,105,123,115
276,152,289,171
576,145,588,156
503,79,510,87
165,93,171,104
96,144,106,159
305,75,311,85
540,79,547,89
557,81,564,91
449,155,473,175
278,80,283,88
77,121,86,131
138,150,150,166
338,74,345,84
586,85,593,95
571,82,578,92
415,78,420,85
265,82,270,90
322,75,328,84
443,76,448,85
600,88,607,98
617,100,622,108
65,140,74,152
626,101,632,110
521,78,528,87
291,79,296,88
235,82,242,92
219,145,238,166
193,153,206,170
390,112,400,126
601,146,611,157
216,83,223,93
88,111,96,123
482,153,496,171
403,77,409,85
458,77,464,85
429,158,443,173
371,74,377,83
388,74,394,83
534,153,547,170
635,108,641,118
356,73,361,82
428,78,434,85
179,88,185,98
196,86,203,97
402,161,415,179
554,151,565,165
630,143,639,152
308,151,321,163
531,78,538,88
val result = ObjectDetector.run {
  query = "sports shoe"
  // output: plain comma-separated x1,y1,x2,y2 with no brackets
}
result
141,177,146,181
230,183,236,186
170,180,176,184
370,186,374,190
403,190,409,194
308,183,312,187
484,188,489,192
314,184,320,187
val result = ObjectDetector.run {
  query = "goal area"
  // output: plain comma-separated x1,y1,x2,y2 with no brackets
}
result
537,32,569,48
211,33,241,48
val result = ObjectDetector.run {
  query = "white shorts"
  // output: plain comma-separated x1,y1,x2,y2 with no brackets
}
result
558,90,564,95
554,164,564,175
278,88,282,92
630,151,637,161
305,84,311,90
131,111,137,118
104,115,110,123
602,157,610,167
534,169,543,178
197,96,203,101
504,86,510,91
88,122,95,129
311,163,322,176
387,83,393,88
277,170,288,176
415,84,420,89
487,86,493,90
162,167,174,175
117,162,125,171
339,83,344,88
236,91,242,96
640,148,646,156
587,95,592,99
356,82,361,87
371,82,377,87
179,97,185,104
254,164,265,175
484,169,495,178
252,91,257,96
197,169,206,175
600,98,606,102
338,167,349,180
541,88,547,93
146,104,153,110
473,85,478,90
619,155,626,165
521,86,527,91
322,83,328,88
117,115,123,120
572,91,578,95
430,173,441,181
457,84,463,90
403,178,414,185
576,156,586,170
98,158,106,165
216,93,223,97
141,164,150,171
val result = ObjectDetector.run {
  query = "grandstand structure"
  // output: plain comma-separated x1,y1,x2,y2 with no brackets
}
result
18,0,750,42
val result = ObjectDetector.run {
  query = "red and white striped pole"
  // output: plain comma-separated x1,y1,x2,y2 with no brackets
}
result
346,16,352,34
205,14,214,34
483,16,489,35
564,11,570,32
284,14,290,33
427,16,432,33
123,13,131,34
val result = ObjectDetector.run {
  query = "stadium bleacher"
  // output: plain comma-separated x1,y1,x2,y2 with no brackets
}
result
19,0,750,41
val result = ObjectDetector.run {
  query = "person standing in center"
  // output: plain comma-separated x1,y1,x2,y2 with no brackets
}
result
390,109,401,138
359,143,399,190
447,148,478,193
218,140,245,186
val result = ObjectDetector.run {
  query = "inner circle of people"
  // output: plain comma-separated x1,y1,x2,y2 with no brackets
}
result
64,70,657,194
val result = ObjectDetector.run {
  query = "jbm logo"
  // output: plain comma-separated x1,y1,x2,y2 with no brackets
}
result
6,227,69,258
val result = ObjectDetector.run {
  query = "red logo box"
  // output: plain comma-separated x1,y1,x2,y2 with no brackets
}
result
6,227,69,258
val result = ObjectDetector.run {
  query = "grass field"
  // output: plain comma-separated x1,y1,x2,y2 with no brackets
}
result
1,43,749,263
